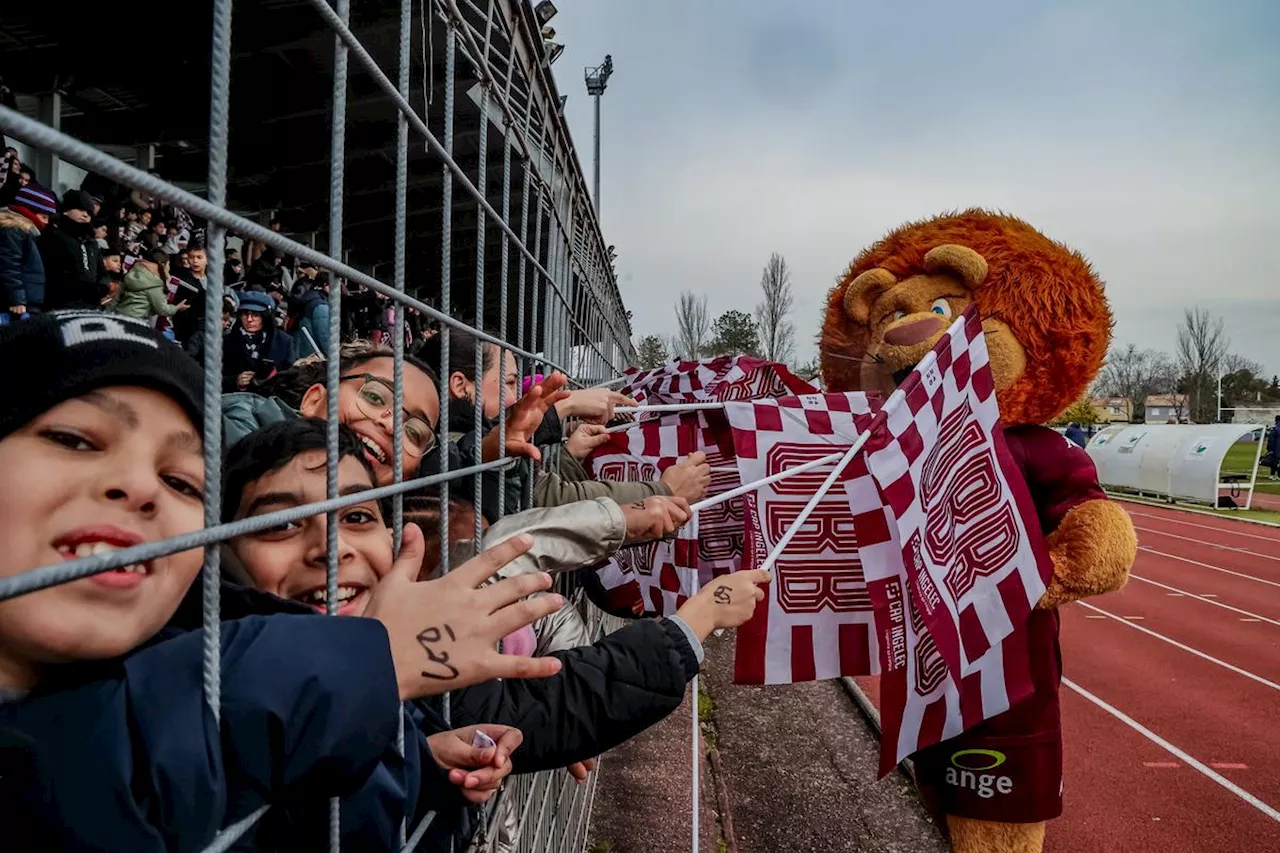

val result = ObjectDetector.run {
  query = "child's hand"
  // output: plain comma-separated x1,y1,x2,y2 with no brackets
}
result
363,524,566,699
660,451,712,502
558,388,637,424
565,422,610,460
620,496,691,544
674,570,772,641
482,372,572,463
427,724,522,804
566,757,597,784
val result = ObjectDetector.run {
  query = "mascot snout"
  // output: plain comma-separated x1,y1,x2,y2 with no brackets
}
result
883,316,945,347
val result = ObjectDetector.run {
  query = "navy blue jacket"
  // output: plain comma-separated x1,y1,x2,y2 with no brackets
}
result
0,209,45,309
0,613,400,852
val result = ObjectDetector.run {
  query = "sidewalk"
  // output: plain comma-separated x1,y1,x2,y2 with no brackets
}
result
587,632,948,853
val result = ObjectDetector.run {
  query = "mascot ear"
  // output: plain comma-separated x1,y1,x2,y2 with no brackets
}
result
923,244,988,289
842,268,897,325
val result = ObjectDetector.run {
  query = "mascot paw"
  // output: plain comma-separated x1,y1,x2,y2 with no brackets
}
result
1036,498,1137,610
948,816,1045,853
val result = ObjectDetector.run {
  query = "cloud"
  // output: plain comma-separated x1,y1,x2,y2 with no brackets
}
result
548,0,1280,374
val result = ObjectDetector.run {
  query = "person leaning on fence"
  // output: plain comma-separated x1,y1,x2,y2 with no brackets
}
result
415,326,713,509
221,417,772,852
0,312,570,851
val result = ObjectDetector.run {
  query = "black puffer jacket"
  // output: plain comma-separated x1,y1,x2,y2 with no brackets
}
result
39,215,104,310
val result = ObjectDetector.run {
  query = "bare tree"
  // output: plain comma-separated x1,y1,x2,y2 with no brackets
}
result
673,291,710,359
1175,307,1230,422
754,252,796,363
1095,344,1176,423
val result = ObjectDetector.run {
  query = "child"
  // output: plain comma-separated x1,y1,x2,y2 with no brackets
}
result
224,416,771,851
110,248,189,322
0,312,567,850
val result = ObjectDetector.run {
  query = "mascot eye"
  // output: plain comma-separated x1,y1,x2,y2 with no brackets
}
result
930,298,953,318
892,310,906,322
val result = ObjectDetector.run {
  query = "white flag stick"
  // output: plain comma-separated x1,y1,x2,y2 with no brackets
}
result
758,431,872,573
689,451,846,514
591,375,630,389
613,403,724,414
691,672,701,853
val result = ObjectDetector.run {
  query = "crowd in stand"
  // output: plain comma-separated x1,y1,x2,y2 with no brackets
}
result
0,137,765,853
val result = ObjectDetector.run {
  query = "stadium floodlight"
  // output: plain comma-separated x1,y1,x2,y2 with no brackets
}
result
546,42,565,64
534,1,558,25
584,55,614,217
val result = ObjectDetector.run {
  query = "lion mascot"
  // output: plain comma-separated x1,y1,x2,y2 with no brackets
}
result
820,209,1138,853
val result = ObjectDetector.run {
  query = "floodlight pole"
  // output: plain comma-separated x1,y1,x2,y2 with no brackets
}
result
584,55,613,218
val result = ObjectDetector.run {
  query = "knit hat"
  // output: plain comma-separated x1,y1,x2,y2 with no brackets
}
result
0,311,205,441
10,184,57,218
237,290,274,314
60,189,96,215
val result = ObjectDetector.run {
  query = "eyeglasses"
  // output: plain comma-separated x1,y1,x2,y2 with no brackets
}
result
340,373,438,458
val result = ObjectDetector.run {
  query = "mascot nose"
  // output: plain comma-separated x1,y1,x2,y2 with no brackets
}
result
883,315,945,347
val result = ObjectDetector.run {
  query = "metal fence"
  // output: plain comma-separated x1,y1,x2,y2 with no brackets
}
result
0,0,634,850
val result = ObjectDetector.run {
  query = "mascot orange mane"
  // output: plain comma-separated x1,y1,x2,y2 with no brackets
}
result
820,209,1138,853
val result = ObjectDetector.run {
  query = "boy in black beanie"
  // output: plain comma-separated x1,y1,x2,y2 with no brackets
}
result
0,312,566,850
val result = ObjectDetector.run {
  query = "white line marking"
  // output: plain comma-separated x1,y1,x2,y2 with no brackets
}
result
1062,678,1280,823
1128,575,1280,627
1134,526,1280,563
1076,602,1280,692
1127,510,1280,542
1139,547,1280,590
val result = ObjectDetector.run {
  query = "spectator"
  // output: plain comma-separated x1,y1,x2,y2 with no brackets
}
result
222,290,294,392
1064,421,1087,448
39,190,104,311
17,165,33,190
92,220,110,249
173,244,209,349
290,273,332,359
111,249,188,322
1267,415,1279,481
0,146,18,207
0,184,56,318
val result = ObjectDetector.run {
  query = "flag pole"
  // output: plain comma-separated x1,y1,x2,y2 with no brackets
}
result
613,403,725,414
689,450,846,513
691,672,701,853
759,431,872,573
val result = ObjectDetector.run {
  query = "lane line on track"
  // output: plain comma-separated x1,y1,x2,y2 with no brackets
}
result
1138,547,1280,590
1061,678,1280,823
1128,575,1280,626
1075,602,1280,692
1134,526,1280,563
1126,509,1280,542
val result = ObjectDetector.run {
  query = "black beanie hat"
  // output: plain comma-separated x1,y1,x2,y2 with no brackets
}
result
0,311,205,441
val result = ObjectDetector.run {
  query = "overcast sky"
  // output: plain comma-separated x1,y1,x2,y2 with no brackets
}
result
548,0,1279,377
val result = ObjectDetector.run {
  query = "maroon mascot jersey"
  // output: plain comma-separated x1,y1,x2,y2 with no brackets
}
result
913,424,1106,823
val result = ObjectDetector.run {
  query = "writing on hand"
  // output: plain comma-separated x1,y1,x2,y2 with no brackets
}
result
713,585,731,605
417,624,461,680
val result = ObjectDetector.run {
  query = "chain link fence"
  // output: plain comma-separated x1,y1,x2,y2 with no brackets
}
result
0,0,633,849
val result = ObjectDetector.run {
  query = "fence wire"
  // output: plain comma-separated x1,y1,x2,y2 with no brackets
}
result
0,0,633,850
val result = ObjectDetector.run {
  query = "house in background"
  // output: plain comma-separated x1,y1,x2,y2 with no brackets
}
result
1145,394,1189,423
1091,396,1132,423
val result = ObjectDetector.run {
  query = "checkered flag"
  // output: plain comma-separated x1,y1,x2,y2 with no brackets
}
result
848,305,1052,775
618,356,814,407
723,393,882,685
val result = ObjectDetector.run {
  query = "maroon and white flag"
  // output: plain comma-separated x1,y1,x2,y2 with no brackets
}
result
723,393,881,685
586,357,817,617
618,356,814,407
847,306,1053,775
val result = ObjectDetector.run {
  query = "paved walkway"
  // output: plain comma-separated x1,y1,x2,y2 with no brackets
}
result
587,632,948,853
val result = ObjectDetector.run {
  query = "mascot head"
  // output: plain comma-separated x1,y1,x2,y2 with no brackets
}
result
819,209,1112,426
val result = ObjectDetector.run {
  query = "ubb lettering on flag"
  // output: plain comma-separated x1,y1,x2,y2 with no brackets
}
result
848,305,1052,774
723,393,881,685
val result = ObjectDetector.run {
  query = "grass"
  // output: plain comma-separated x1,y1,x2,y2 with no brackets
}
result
1220,440,1280,494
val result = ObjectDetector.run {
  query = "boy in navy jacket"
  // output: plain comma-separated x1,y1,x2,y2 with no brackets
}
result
0,312,566,851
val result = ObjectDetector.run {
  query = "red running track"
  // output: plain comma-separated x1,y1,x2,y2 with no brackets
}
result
852,501,1280,852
